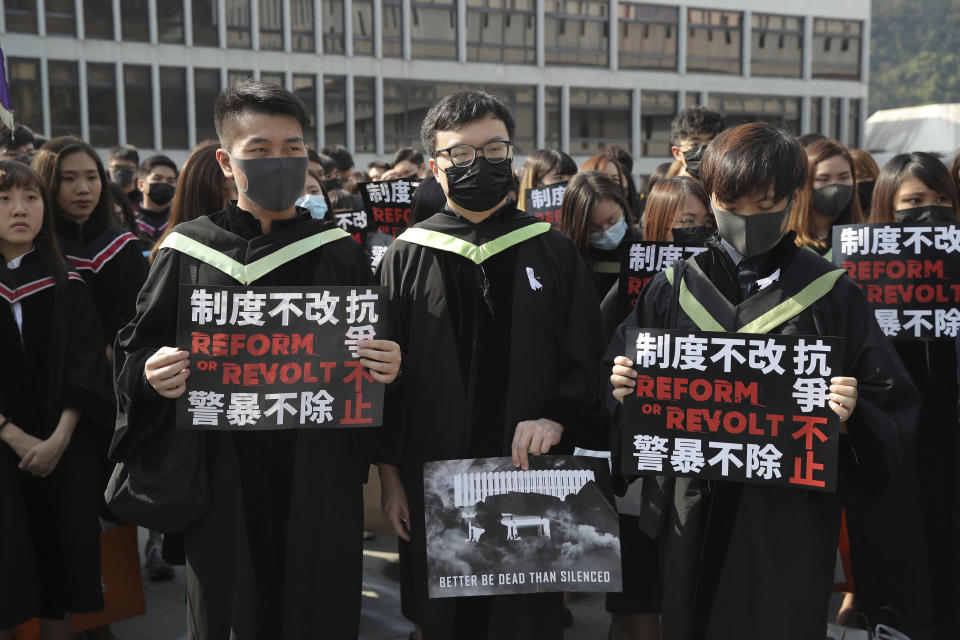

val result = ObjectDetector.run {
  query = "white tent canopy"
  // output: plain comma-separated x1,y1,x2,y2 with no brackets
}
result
865,103,960,159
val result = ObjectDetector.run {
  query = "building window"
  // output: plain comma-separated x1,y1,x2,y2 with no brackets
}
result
8,58,43,133
292,0,316,52
5,1,38,33
570,88,632,155
618,3,678,71
641,91,677,156
354,0,375,56
48,60,80,137
260,0,284,50
546,87,561,149
293,75,318,148
828,97,841,140
158,0,186,43
45,0,76,36
324,76,347,147
751,13,802,78
193,0,220,46
194,68,221,143
355,77,376,152
545,0,609,67
124,65,154,147
160,67,188,149
477,84,536,152
812,19,862,80
260,72,286,86
383,80,461,151
122,0,149,41
383,0,403,57
324,0,346,53
226,0,252,48
84,0,114,39
685,92,699,109
708,93,801,134
411,0,458,59
467,0,536,65
87,63,118,147
849,98,861,148
810,96,822,134
686,9,742,74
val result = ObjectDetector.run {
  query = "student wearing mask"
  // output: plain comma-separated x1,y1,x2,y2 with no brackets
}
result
33,138,148,353
113,81,401,639
326,188,392,270
135,155,178,247
0,125,36,164
669,106,725,181
107,144,141,209
376,90,605,640
871,152,960,637
608,122,919,640
642,176,714,244
789,139,865,260
321,144,355,182
559,171,641,298
516,148,577,212
0,161,115,640
580,154,633,220
849,149,879,215
296,171,329,221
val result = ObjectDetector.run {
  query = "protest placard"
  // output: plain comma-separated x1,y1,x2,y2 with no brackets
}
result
620,329,843,492
331,209,370,235
423,456,621,599
617,241,707,317
523,182,567,227
833,222,960,340
359,178,420,237
175,284,386,430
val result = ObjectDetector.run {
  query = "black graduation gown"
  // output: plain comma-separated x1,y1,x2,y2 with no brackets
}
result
605,234,922,640
377,203,606,639
112,205,375,640
55,218,148,347
587,224,643,301
0,253,114,627
135,206,171,249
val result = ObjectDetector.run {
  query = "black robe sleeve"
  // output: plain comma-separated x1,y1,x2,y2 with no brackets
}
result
110,246,180,460
103,242,149,346
373,243,411,466
62,279,115,431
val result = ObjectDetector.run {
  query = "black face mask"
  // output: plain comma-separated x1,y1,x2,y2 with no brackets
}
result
112,168,135,188
857,181,875,214
443,157,514,213
812,183,853,218
147,182,175,207
682,146,707,181
671,226,710,244
895,205,955,224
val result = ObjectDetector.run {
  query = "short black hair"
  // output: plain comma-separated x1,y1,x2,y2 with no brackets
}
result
321,144,354,174
797,132,827,148
368,160,391,171
214,80,311,149
671,106,725,146
392,147,424,167
420,90,516,157
139,154,179,179
109,144,140,165
701,121,806,205
314,152,338,173
5,124,34,150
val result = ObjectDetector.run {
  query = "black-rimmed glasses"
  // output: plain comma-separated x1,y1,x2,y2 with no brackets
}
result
433,140,513,167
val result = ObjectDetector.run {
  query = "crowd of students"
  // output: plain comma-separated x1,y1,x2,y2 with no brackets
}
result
0,79,958,640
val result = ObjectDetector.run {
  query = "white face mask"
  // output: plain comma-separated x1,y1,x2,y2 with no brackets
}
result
295,194,328,220
589,218,628,250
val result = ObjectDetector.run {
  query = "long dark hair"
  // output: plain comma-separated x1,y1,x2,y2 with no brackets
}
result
517,149,577,211
0,161,69,288
32,136,119,233
151,140,228,262
870,152,960,223
560,171,630,257
108,181,143,238
643,177,712,242
790,139,864,249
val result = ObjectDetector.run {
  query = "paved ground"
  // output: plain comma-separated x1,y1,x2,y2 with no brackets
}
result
109,528,613,640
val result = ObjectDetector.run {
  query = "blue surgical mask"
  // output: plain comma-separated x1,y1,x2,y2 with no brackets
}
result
589,218,628,250
296,194,329,220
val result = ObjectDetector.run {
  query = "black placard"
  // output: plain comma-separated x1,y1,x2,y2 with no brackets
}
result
359,178,421,238
832,222,960,340
175,284,386,430
424,455,622,599
523,182,568,228
332,209,370,234
617,241,707,318
620,329,843,493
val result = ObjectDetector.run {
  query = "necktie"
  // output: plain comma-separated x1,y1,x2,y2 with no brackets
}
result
738,258,758,301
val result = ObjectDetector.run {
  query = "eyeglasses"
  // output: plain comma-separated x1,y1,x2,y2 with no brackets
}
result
434,140,513,167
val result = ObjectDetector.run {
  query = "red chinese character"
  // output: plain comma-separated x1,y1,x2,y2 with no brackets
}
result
789,416,829,488
790,450,826,488
343,360,374,391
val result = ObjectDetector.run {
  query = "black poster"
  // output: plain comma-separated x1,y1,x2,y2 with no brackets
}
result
359,178,421,238
175,284,386,430
423,456,622,599
617,241,707,317
332,209,369,234
832,222,960,340
523,182,568,228
620,329,843,493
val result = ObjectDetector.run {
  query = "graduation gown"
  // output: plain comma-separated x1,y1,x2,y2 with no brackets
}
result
135,207,171,248
55,218,148,347
377,202,606,639
0,252,114,627
605,233,921,640
112,205,374,640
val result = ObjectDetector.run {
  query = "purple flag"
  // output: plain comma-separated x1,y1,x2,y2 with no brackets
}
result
0,42,15,130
